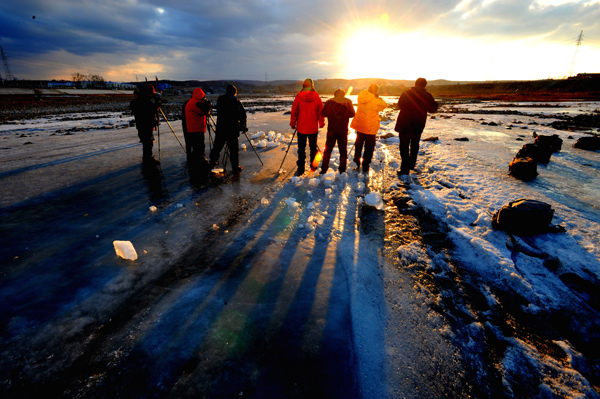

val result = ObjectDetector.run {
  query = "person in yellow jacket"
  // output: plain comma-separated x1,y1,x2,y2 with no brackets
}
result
350,84,387,173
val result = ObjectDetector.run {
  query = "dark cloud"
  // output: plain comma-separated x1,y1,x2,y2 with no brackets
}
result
0,0,598,80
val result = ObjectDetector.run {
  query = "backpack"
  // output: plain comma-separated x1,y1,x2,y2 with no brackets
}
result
508,157,538,181
492,199,558,235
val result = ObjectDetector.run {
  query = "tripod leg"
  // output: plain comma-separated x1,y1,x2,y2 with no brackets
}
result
243,131,263,166
278,130,297,172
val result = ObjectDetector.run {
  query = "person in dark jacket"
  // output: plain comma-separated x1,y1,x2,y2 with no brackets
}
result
290,78,325,176
182,88,212,168
209,85,247,174
394,77,438,175
130,84,161,164
320,89,355,174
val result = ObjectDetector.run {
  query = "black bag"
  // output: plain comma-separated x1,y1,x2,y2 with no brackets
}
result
508,157,538,181
492,199,556,234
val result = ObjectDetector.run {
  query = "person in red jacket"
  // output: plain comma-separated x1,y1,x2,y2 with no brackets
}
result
394,77,438,175
290,78,325,176
320,88,355,174
182,88,212,168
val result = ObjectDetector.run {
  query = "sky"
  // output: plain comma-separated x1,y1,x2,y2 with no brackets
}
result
0,0,599,83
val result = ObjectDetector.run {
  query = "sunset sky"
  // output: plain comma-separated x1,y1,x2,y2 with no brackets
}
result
0,0,598,83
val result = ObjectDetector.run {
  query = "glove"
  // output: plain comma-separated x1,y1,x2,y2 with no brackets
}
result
290,123,295,128
319,123,325,129
242,127,249,132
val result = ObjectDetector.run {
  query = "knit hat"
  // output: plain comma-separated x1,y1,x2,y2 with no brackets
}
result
302,78,314,91
226,84,237,96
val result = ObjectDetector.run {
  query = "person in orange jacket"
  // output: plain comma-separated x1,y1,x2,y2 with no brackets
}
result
350,84,387,173
182,88,212,168
290,78,325,176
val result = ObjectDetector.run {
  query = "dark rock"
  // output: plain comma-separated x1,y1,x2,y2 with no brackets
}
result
573,135,600,151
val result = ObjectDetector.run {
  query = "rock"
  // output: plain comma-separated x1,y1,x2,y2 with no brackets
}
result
573,135,600,151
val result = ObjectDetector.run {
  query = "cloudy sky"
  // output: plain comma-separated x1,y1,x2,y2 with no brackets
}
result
0,0,598,83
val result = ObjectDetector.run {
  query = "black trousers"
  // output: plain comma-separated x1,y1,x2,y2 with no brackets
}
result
399,129,422,172
353,132,376,172
297,132,318,171
321,131,348,173
185,131,208,166
210,132,239,169
138,128,155,159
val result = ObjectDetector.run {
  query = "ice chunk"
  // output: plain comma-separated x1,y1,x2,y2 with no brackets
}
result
307,201,315,209
267,141,279,148
241,144,247,151
325,188,332,196
285,197,300,209
149,205,158,212
355,181,365,191
308,178,320,187
256,140,268,148
365,192,385,210
212,224,220,230
261,198,270,206
113,240,138,260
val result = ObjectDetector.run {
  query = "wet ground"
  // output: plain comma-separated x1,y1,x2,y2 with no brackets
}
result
0,113,470,398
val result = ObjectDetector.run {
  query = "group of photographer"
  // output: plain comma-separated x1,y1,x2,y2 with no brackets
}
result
290,77,437,176
130,77,437,177
130,83,247,174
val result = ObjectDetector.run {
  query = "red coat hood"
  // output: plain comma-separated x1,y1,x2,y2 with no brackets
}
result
192,88,205,101
296,90,320,103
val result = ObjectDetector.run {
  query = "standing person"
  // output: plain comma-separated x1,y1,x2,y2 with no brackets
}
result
320,88,355,174
394,77,438,175
182,88,212,168
130,84,161,165
209,84,247,174
290,78,325,176
350,84,387,173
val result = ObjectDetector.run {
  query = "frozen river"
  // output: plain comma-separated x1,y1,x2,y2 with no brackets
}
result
1,98,599,398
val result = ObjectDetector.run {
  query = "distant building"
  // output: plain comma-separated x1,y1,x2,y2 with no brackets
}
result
571,73,600,79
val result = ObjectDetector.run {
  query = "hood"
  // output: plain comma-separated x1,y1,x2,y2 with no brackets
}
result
192,88,206,101
357,89,376,104
297,90,320,103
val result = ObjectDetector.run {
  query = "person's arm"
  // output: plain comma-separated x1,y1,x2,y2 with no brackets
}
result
238,100,248,131
290,96,299,128
346,100,356,118
318,97,325,128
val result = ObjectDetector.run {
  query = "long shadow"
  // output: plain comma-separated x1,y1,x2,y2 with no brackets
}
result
58,178,364,398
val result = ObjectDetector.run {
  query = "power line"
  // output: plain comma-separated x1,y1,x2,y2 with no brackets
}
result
568,30,584,77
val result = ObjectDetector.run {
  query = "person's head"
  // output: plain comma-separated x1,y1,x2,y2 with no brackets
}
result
226,84,237,96
368,84,379,95
302,78,314,91
143,84,155,97
334,88,345,98
415,77,427,88
192,87,206,100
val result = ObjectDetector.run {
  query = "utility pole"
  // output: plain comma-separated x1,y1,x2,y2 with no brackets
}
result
569,30,584,77
0,46,14,82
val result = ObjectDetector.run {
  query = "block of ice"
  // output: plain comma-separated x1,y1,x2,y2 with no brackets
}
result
261,198,270,206
113,240,138,260
308,178,320,187
365,192,385,210
285,197,300,209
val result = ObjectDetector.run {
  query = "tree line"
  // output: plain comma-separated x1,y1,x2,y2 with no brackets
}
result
71,72,106,88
